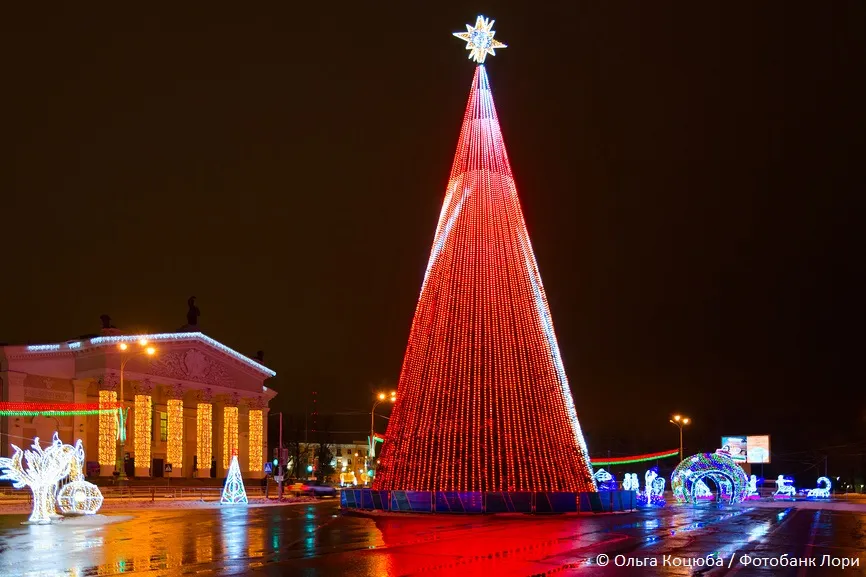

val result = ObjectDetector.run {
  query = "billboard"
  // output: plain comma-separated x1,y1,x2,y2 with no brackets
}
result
746,435,771,464
720,436,747,462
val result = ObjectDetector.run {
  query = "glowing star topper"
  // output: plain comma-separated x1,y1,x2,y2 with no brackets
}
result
453,16,506,64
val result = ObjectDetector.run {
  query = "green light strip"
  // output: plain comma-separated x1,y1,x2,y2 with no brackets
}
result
591,451,680,466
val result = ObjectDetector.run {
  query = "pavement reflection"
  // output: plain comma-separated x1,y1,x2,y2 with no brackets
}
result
0,500,862,576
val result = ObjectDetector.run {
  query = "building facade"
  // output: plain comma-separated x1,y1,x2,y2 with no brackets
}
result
0,331,276,479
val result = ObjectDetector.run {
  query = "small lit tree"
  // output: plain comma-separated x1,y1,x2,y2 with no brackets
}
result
0,434,72,524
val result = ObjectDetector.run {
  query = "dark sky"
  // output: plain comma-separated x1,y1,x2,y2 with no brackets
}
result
6,3,865,474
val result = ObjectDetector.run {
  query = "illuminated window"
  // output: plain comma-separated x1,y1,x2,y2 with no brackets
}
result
160,412,168,442
98,390,117,466
134,395,152,469
248,409,263,472
223,406,239,469
167,399,183,468
197,403,212,473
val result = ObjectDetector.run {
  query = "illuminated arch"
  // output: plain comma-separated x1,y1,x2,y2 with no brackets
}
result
671,453,748,504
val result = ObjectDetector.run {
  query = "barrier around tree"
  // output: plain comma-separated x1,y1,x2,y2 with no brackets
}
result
341,490,636,514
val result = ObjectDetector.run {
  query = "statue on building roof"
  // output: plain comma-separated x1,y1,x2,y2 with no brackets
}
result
187,297,200,327
99,315,122,337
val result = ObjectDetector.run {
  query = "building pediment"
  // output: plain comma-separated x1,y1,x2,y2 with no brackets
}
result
148,347,234,387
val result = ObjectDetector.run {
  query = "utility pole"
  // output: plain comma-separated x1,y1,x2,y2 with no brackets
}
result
278,412,284,500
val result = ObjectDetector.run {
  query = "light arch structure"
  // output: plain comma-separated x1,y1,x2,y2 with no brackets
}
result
671,453,748,504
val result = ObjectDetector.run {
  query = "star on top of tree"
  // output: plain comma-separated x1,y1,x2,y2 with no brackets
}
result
453,16,507,64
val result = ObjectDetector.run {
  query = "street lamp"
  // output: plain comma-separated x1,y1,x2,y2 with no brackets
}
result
370,390,396,459
116,341,156,481
669,414,690,463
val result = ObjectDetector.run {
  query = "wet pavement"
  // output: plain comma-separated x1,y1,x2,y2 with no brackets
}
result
0,500,864,576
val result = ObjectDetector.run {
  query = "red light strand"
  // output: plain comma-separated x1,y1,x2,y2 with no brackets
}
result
374,66,595,493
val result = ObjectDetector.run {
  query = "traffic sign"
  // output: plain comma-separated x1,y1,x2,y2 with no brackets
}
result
274,475,284,483
165,463,173,473
264,462,273,474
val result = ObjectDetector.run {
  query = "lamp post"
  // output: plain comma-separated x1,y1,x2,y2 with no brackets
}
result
115,340,156,482
370,391,396,465
669,414,690,463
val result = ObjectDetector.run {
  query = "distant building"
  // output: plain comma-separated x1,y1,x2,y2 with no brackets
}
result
0,331,276,479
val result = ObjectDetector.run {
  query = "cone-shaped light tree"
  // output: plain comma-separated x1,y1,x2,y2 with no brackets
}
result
221,454,248,505
374,17,596,494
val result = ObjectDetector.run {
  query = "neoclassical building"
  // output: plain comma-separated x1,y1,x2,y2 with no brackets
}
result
0,331,276,479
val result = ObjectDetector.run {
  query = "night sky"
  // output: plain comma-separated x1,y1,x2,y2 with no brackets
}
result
6,4,865,475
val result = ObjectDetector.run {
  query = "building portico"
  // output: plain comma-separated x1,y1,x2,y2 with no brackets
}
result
0,331,276,480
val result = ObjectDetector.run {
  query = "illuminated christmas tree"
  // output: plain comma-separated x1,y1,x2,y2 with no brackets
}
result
374,17,595,494
220,455,248,505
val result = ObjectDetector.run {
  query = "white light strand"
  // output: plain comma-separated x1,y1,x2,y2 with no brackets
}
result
25,332,275,377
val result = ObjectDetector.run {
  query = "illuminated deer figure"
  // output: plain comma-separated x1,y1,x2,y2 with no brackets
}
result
0,434,71,524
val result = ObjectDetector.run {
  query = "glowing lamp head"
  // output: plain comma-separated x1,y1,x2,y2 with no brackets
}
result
118,343,128,351
138,339,148,346
145,347,156,356
673,415,681,422
683,418,690,425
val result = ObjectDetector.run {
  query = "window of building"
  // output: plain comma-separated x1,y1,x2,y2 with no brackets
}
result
160,412,168,442
336,447,342,456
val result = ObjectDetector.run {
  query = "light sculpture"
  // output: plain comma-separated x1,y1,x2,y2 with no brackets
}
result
773,475,796,499
593,468,617,491
56,440,104,515
694,479,714,500
374,16,595,494
0,433,104,523
745,475,760,500
671,452,748,504
622,473,639,491
221,454,248,505
452,15,506,64
637,468,666,507
806,477,831,499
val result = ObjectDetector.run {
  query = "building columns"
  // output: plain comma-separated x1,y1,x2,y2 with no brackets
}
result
133,379,154,477
195,388,213,479
98,373,119,477
165,384,184,478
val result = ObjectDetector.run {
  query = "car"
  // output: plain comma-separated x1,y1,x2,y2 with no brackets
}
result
302,481,337,497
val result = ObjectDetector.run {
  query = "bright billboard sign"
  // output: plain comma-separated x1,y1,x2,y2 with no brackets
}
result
720,436,747,461
746,435,771,464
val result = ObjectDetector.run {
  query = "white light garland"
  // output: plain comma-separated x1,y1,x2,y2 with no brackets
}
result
0,433,104,523
24,332,275,377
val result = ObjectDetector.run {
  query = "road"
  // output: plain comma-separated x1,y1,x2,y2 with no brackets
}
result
0,500,863,576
